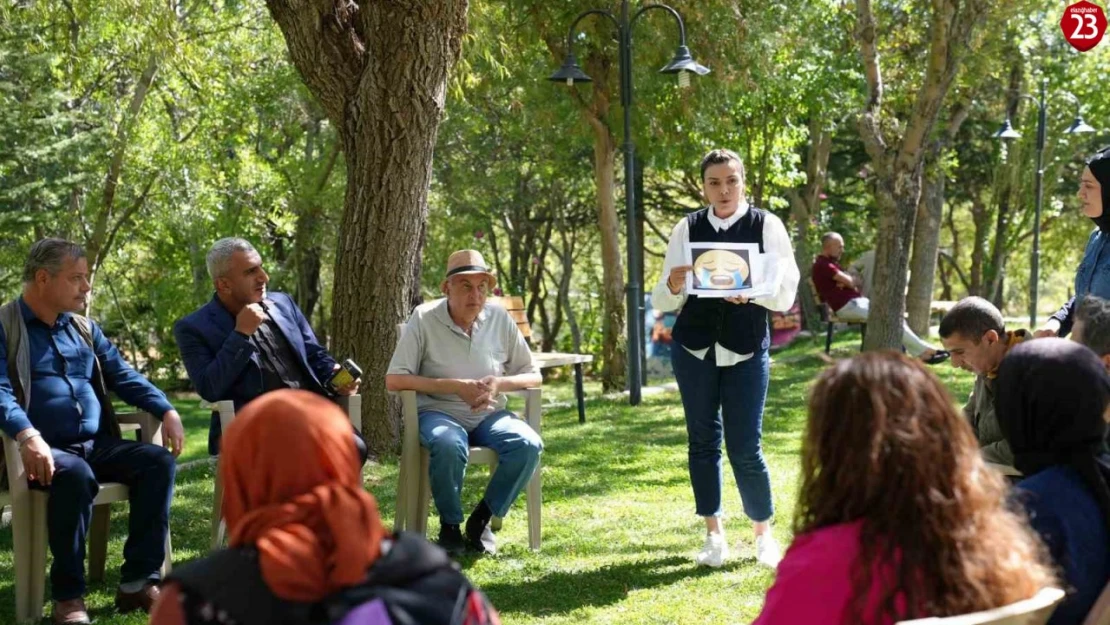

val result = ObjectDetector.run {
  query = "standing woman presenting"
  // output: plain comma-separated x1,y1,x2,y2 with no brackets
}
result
1037,148,1110,338
651,149,799,568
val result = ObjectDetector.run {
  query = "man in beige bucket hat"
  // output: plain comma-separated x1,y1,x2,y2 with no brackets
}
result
387,249,542,555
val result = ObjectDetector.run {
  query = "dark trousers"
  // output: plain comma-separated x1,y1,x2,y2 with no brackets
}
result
670,345,773,522
30,436,175,601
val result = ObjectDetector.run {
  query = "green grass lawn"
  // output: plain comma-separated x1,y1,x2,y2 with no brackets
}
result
0,330,976,624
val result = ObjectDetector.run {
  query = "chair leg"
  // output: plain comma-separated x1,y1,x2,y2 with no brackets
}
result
87,503,110,582
30,493,48,622
526,461,542,551
416,451,431,536
860,323,867,350
393,457,408,533
825,321,834,354
160,531,172,577
211,464,224,550
12,496,32,622
489,458,502,531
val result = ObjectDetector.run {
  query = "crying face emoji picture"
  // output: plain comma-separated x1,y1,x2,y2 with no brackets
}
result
693,249,750,290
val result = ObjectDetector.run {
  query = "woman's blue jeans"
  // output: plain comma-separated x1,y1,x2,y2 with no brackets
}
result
671,345,773,522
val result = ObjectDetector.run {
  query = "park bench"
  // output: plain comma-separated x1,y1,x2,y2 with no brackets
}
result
489,296,594,423
809,278,959,355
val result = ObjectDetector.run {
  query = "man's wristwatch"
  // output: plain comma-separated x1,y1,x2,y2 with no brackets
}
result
16,428,42,448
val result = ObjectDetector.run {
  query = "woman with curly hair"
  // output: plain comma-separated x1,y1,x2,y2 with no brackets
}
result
754,352,1056,624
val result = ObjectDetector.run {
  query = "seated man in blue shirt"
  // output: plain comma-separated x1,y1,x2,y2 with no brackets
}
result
173,238,364,461
0,238,184,625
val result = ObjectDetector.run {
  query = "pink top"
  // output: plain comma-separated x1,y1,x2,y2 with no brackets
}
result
754,520,901,625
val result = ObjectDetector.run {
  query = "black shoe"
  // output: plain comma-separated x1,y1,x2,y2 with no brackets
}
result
437,523,466,556
465,520,498,555
465,502,498,555
922,350,950,365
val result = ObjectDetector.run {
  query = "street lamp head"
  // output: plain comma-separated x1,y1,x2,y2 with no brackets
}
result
659,45,709,88
548,53,592,86
1066,116,1096,134
994,118,1022,140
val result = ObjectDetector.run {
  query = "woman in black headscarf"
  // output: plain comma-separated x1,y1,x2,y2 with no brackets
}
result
996,338,1110,624
1037,148,1110,338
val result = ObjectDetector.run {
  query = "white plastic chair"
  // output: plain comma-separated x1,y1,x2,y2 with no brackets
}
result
2,412,173,624
210,395,362,549
897,587,1066,625
393,386,543,550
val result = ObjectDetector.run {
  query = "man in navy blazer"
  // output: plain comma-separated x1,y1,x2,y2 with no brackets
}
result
173,238,365,460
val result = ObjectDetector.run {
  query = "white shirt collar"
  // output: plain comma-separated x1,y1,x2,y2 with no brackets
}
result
707,201,749,231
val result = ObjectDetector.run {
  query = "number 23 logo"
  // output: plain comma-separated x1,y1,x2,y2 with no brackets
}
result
1061,1,1107,52
1071,12,1101,38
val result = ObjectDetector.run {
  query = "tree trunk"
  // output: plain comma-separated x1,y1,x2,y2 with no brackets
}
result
907,102,969,335
854,0,989,351
906,165,945,335
84,54,160,311
589,118,627,391
867,175,922,350
786,115,833,334
575,50,626,392
266,0,469,454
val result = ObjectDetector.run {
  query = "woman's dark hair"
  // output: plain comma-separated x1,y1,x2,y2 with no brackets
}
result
797,352,1054,622
699,148,745,183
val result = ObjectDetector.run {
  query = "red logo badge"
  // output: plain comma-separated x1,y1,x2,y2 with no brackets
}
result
1062,0,1107,52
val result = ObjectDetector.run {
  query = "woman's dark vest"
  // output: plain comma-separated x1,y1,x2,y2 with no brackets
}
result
670,207,770,355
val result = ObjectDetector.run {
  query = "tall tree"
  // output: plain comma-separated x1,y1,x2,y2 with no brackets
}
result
265,1,469,452
853,0,990,351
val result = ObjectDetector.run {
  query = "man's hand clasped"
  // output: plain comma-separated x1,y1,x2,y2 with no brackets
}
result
457,377,500,413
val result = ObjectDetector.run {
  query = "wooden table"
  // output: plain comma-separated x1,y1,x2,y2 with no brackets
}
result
533,352,594,423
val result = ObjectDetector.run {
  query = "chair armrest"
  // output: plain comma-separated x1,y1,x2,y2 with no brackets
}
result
509,387,542,434
2,431,29,497
117,411,163,447
216,400,236,434
399,390,420,469
337,394,362,431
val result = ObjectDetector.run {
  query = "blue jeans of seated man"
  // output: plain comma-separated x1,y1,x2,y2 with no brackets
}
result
29,435,176,601
671,344,773,522
418,410,543,525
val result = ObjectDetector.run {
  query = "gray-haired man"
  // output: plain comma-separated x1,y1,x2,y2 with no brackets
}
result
173,238,366,460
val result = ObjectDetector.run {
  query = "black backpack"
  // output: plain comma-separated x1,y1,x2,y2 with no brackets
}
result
168,531,500,625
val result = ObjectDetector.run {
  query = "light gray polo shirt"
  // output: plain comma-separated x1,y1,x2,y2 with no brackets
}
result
387,298,538,430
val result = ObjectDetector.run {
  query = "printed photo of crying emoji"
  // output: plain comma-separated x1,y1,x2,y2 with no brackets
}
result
692,249,751,290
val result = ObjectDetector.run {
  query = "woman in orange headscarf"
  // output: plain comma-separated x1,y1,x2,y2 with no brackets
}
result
149,389,385,624
151,390,500,625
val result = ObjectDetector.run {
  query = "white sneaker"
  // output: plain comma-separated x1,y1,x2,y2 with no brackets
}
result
695,532,729,568
755,533,783,569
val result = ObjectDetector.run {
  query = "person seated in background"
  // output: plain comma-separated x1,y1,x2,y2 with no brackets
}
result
149,390,502,625
811,232,949,364
937,297,1030,468
386,250,543,555
173,237,365,462
995,339,1110,625
753,352,1055,624
1073,295,1110,372
0,238,184,624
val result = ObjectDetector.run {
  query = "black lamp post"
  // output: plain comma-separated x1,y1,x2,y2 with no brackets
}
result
994,77,1094,328
549,1,708,405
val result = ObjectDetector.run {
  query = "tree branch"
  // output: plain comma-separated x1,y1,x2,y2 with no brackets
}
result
264,0,366,128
